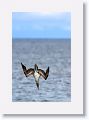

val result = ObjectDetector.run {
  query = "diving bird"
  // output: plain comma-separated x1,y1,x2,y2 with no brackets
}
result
21,63,49,89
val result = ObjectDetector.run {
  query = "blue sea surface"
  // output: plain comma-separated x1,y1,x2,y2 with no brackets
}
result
12,39,71,102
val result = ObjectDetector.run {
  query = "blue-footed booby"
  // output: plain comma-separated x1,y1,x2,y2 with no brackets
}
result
21,63,49,89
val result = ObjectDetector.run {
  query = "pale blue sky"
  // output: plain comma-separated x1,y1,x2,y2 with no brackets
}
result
12,12,71,39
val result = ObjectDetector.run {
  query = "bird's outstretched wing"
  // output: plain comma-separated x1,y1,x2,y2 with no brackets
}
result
21,63,34,77
38,67,49,80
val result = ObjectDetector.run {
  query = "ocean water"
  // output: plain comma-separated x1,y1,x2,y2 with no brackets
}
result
12,39,71,102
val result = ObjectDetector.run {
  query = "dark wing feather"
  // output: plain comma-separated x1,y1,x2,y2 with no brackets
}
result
45,67,49,80
38,67,49,80
38,69,46,80
21,63,26,71
26,68,34,76
21,63,34,77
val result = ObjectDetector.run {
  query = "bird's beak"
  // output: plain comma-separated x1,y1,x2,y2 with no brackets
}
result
36,82,39,90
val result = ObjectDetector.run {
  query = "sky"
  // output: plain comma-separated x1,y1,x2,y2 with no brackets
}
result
12,12,71,39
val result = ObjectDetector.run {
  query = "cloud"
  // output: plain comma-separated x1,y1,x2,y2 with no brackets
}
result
13,12,70,21
32,24,44,31
12,12,71,38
